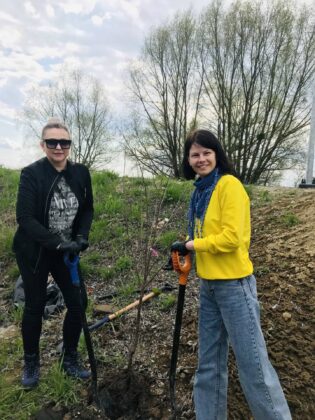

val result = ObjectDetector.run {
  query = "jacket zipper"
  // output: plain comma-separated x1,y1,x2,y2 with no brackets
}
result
33,174,60,274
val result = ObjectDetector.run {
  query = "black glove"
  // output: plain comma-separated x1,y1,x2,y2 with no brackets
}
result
57,241,81,254
170,241,189,256
76,235,89,252
163,257,174,271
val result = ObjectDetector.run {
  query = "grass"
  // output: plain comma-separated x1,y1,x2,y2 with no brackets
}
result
255,265,270,277
280,212,300,227
0,361,81,420
156,230,180,249
158,293,176,311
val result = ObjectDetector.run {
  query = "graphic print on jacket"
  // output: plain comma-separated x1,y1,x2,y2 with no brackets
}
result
48,177,79,241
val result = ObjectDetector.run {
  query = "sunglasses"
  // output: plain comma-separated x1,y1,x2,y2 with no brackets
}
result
43,139,72,149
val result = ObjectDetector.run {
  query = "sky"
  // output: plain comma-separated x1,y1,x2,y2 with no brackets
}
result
0,0,314,185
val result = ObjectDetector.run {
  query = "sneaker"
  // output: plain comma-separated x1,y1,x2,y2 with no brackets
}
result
21,353,40,388
62,351,90,380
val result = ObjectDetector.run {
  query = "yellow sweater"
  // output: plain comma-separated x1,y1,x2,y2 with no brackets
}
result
193,174,253,280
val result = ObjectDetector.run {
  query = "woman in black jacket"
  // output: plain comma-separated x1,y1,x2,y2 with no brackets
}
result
13,118,94,388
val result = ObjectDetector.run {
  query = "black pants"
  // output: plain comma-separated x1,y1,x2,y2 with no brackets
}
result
16,250,87,355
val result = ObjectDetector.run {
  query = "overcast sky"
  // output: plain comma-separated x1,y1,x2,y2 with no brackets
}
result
0,0,214,170
0,0,314,184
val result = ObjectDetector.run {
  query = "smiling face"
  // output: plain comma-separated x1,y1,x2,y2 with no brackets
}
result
40,127,71,170
188,142,217,178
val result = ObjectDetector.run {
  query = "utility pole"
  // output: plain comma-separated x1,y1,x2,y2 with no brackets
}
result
299,81,315,188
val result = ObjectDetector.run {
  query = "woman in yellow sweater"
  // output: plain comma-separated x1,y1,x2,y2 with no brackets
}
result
171,129,291,420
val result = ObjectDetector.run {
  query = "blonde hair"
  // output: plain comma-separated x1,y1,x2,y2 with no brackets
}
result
41,117,70,139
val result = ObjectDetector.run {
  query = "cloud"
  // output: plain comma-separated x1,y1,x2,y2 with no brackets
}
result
24,1,40,19
91,15,103,26
0,11,19,24
91,12,113,26
58,0,97,15
0,25,22,50
1,51,48,81
46,4,55,18
0,100,18,119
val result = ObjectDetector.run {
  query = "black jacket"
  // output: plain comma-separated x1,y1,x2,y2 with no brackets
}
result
13,157,94,272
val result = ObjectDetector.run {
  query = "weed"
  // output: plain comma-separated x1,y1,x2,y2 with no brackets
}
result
0,168,20,213
81,251,103,265
41,361,80,405
158,293,176,311
255,265,270,277
99,350,126,368
6,263,20,281
98,266,115,281
116,278,139,299
156,230,180,249
11,305,24,324
114,256,132,272
165,182,186,202
89,219,108,243
280,212,300,227
259,190,272,203
79,260,97,278
104,195,124,216
244,184,254,199
0,226,15,262
132,177,151,187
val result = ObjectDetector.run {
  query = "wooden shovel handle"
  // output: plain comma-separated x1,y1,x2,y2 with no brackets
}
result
108,291,157,321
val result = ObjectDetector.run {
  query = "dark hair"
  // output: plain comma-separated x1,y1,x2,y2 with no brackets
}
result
182,129,236,180
41,117,70,140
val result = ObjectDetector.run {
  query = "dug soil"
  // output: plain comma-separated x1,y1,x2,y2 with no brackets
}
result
2,187,314,419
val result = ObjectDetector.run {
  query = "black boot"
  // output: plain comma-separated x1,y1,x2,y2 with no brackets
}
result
21,353,40,388
62,350,90,380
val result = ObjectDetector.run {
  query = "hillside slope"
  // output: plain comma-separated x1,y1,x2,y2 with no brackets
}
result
0,173,314,419
82,186,315,419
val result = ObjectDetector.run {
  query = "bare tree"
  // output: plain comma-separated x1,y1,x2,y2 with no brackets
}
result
22,67,112,169
198,0,315,184
125,11,204,178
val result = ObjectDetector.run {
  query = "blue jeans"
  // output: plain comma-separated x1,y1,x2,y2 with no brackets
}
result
193,276,291,420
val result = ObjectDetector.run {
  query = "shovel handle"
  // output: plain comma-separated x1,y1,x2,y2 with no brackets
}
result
171,252,192,286
63,253,80,286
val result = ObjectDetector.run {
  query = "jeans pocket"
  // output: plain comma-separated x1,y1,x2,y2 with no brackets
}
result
244,275,258,299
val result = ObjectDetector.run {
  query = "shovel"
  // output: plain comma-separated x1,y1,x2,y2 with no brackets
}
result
63,253,99,405
89,283,175,332
169,251,192,417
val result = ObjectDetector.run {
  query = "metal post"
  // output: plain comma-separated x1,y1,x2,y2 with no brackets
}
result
306,82,315,183
299,81,315,188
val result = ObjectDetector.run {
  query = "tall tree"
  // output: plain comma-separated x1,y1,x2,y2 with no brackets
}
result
22,67,112,169
125,11,204,177
198,0,315,184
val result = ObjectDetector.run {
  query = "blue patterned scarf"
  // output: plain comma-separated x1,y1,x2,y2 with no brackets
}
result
187,168,221,239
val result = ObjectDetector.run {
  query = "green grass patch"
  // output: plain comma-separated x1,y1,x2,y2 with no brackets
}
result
6,263,20,281
156,230,180,249
0,339,82,420
116,277,139,299
0,167,20,213
158,293,176,311
0,225,15,262
89,219,109,244
164,182,186,202
280,212,300,227
114,256,132,272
